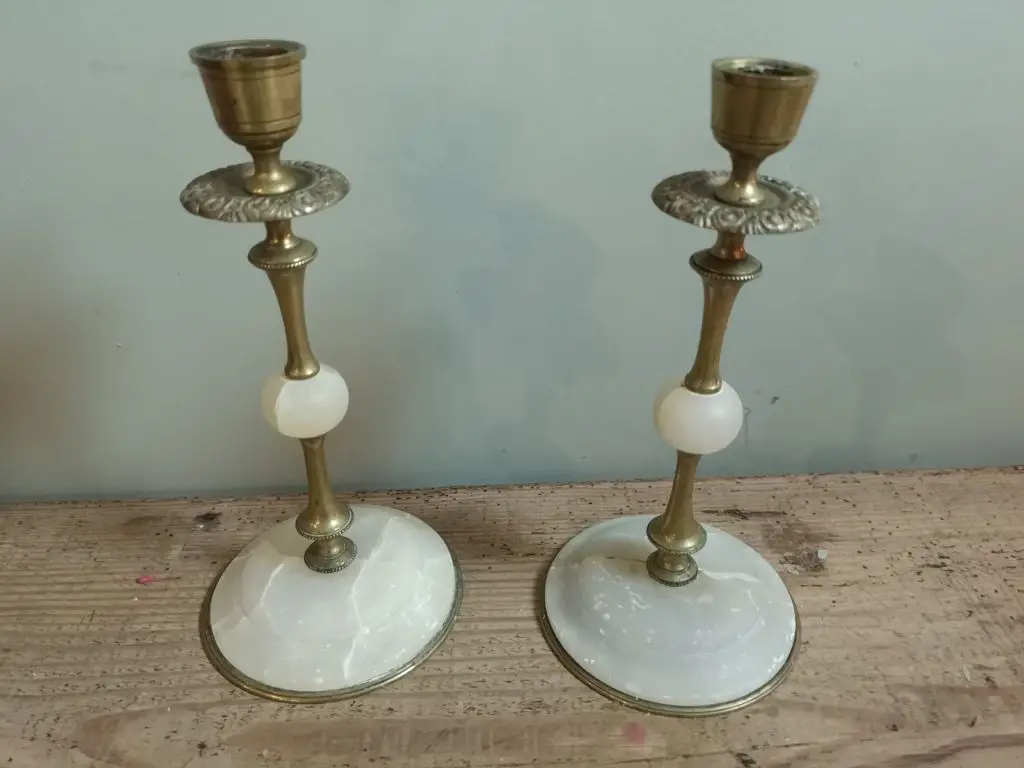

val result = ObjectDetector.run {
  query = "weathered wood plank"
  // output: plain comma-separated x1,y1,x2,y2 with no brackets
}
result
1,468,1022,767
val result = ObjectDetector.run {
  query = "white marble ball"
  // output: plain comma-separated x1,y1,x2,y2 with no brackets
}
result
654,380,744,455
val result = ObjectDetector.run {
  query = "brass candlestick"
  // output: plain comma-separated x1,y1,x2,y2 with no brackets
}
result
181,40,462,703
541,57,820,716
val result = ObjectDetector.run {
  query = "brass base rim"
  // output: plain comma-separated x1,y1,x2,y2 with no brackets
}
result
198,534,464,704
538,547,801,718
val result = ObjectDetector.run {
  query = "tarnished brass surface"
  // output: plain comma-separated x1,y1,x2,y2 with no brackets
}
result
711,57,817,207
648,58,820,594
637,62,821,716
190,40,305,195
181,40,356,575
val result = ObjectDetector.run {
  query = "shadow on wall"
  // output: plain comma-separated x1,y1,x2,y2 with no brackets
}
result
0,232,102,495
806,236,966,473
320,84,618,489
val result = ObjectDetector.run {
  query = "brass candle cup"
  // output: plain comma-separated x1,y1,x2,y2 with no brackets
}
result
711,57,817,207
190,39,305,195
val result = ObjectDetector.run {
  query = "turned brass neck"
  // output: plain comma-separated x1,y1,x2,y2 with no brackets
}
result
711,231,748,261
263,219,301,251
246,147,299,196
250,221,320,380
715,154,765,207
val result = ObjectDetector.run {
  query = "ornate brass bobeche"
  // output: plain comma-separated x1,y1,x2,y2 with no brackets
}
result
541,57,821,717
181,40,462,703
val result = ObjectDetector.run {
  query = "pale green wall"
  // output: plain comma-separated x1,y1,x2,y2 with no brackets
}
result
0,1,1021,498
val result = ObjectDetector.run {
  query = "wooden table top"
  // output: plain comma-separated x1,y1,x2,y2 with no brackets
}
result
1,467,1022,767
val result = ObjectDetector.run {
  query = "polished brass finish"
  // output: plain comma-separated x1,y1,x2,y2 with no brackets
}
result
190,40,305,195
199,543,465,703
645,56,821,664
182,39,358,577
539,564,802,717
711,58,817,207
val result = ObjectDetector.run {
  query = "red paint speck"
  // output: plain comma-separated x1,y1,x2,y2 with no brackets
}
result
623,722,646,746
136,575,155,585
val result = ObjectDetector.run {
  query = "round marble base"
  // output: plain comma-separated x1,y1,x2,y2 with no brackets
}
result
541,515,798,716
200,504,462,703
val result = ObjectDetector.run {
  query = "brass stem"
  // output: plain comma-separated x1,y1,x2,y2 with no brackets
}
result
254,221,353,573
647,238,756,586
263,223,320,380
683,257,744,394
646,452,705,586
729,153,759,188
297,435,356,573
301,436,335,523
711,231,748,262
646,453,705,585
715,152,765,207
265,219,298,248
649,452,704,548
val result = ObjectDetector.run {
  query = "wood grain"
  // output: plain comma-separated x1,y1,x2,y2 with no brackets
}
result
1,467,1023,767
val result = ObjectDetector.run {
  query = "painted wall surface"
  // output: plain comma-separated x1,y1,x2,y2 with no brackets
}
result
0,1,1021,498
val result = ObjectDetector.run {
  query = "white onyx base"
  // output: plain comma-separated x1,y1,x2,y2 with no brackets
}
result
542,515,798,716
201,503,461,702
